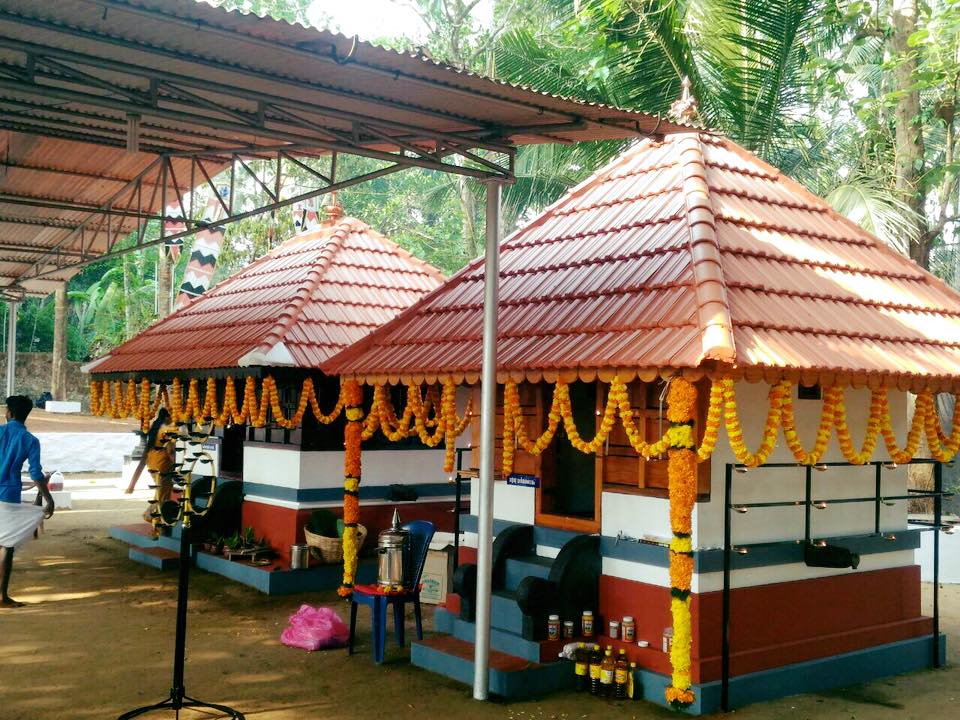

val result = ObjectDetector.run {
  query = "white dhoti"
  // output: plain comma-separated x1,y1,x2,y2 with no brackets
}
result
0,501,44,548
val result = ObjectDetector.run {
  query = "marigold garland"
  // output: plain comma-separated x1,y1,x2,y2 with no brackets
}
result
90,375,345,430
339,379,364,598
665,378,697,709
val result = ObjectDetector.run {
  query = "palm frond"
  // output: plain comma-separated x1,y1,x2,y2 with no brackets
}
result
827,177,922,254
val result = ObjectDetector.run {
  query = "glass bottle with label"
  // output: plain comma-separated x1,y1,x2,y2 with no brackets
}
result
614,649,629,699
627,661,638,700
600,646,616,698
589,645,602,695
574,642,589,692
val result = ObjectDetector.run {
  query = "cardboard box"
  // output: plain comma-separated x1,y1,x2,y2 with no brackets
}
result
420,543,454,605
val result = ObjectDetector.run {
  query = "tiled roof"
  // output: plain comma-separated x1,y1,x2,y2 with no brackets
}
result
90,214,444,374
327,133,960,391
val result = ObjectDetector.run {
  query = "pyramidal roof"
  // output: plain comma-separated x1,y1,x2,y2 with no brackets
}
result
327,133,960,391
90,213,445,375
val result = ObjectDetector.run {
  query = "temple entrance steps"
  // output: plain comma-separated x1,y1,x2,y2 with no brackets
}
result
410,522,601,698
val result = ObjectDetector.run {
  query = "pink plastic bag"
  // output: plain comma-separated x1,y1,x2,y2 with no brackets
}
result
280,604,350,651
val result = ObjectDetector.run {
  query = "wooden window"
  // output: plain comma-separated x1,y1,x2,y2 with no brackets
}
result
599,379,711,499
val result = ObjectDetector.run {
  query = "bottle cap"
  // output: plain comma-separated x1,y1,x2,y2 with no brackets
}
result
583,610,593,616
548,614,559,621
623,616,633,622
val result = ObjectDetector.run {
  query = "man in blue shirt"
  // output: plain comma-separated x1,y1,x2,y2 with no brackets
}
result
0,395,53,607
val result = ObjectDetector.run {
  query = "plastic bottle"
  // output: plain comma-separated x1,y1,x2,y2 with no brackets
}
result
600,646,615,698
588,645,602,695
574,642,589,692
548,614,560,641
582,609,594,637
614,649,629,699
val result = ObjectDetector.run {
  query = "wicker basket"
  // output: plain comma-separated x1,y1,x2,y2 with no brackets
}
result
303,524,367,564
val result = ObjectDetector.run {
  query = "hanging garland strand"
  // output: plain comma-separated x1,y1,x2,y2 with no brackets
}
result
90,375,345,430
664,378,697,709
339,380,364,598
364,382,473,471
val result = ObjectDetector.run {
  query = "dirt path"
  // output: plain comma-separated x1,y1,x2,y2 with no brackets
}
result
23,410,139,434
1,492,957,719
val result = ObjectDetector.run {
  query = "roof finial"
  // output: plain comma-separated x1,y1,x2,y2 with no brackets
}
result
669,77,700,125
322,192,343,222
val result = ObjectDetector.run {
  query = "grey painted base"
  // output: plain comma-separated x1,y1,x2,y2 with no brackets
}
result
112,523,375,594
195,551,377,595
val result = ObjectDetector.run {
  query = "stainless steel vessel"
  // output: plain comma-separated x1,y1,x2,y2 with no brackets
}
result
290,544,310,570
377,508,410,587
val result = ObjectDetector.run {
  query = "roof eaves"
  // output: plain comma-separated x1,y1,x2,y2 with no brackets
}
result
81,355,111,374
676,133,736,365
237,340,297,368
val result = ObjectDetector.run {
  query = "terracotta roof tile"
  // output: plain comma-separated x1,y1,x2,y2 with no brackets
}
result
326,132,960,389
90,216,444,374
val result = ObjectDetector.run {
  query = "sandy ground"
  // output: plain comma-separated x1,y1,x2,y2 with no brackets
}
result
24,410,140,434
1,482,958,720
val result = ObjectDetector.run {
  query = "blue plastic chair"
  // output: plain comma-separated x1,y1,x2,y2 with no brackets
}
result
348,519,435,663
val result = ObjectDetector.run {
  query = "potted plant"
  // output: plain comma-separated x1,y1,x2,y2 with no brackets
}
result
200,532,222,555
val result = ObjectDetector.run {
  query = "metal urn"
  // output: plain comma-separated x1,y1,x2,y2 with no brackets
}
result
377,508,411,588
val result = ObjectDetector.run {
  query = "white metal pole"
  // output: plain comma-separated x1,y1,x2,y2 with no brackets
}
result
473,179,501,700
6,300,17,397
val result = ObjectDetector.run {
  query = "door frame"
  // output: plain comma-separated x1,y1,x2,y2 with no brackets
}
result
534,382,602,534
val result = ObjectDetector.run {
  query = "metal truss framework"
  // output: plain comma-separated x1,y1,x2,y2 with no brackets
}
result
0,32,521,174
0,15,525,292
7,150,420,285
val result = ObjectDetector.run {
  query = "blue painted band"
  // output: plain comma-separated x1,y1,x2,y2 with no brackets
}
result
242,481,456,503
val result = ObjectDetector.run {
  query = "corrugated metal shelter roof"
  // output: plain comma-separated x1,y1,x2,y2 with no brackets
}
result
326,133,960,392
0,0,688,296
88,211,444,375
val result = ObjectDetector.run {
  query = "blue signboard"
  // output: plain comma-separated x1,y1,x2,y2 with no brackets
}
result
507,473,540,488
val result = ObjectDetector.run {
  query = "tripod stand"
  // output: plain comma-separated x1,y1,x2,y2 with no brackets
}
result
118,426,244,720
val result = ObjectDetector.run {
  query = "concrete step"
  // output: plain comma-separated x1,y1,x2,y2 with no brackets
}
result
129,546,179,570
491,589,525,635
411,634,574,699
434,607,566,663
110,524,182,554
504,554,553,591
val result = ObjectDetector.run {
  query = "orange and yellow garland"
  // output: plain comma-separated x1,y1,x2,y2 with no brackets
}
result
90,375,344,430
363,380,473,472
339,379,364,597
664,379,697,709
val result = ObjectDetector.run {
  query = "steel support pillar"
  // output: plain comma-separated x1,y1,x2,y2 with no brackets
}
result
473,179,502,701
52,284,68,399
5,300,16,397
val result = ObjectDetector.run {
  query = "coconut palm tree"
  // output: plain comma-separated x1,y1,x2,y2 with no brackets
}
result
493,0,920,252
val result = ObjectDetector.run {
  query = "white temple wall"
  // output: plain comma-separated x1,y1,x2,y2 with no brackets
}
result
698,381,909,548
